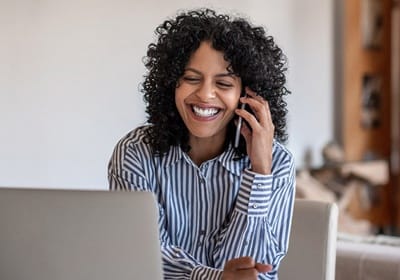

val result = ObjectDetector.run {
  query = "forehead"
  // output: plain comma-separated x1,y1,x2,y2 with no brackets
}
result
185,41,230,72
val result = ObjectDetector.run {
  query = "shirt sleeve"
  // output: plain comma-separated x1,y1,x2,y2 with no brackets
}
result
212,153,296,279
108,131,295,280
108,139,224,280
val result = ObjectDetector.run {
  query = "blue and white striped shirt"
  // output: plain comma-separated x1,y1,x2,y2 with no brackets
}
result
108,126,295,280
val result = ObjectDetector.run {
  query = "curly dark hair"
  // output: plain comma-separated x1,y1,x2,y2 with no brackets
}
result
142,8,290,156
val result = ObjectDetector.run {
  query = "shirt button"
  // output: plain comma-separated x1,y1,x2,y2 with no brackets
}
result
243,240,249,246
200,230,206,235
197,241,203,247
257,184,262,189
253,203,258,209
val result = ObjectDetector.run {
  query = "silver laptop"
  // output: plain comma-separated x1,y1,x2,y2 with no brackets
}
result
0,188,163,280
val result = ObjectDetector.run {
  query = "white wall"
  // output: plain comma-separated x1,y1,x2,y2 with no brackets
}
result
0,0,334,189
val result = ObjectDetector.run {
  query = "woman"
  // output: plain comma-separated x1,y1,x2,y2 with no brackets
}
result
108,8,295,280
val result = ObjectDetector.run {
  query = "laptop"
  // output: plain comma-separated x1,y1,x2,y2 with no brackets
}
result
0,188,163,280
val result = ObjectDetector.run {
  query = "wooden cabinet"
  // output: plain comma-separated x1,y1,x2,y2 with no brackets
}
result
335,0,395,231
393,1,400,234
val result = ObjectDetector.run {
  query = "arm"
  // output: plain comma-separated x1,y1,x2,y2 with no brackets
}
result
214,151,295,279
108,133,224,280
225,88,295,279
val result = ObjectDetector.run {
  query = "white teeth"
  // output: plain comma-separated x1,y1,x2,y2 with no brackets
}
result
192,106,219,117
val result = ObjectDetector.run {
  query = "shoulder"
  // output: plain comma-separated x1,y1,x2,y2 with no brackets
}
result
110,125,154,166
108,126,158,191
273,141,293,163
272,141,295,177
115,125,150,150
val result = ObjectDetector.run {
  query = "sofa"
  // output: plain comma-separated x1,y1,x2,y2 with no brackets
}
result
336,233,400,280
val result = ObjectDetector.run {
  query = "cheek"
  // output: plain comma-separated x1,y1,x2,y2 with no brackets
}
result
175,87,183,104
174,89,186,117
175,84,190,102
226,94,241,111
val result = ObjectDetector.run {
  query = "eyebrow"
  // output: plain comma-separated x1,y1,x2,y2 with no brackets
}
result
184,68,236,78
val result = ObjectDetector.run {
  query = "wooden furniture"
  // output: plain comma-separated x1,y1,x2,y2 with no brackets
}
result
393,0,400,235
335,0,395,231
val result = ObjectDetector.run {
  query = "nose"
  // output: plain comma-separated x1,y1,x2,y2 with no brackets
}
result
196,81,216,101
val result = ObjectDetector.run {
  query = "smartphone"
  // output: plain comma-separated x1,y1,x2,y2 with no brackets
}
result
234,94,247,148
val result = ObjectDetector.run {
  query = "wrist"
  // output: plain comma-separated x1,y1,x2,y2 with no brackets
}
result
250,167,271,175
250,163,272,175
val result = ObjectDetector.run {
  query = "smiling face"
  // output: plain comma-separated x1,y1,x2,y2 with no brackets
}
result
175,41,242,149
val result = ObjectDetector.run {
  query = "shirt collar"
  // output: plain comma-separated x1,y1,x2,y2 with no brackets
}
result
161,145,185,167
217,144,249,176
161,144,247,176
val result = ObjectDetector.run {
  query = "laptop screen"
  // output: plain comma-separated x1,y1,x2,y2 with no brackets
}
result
0,188,163,280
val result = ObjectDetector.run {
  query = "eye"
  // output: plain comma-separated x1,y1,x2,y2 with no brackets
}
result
217,81,233,88
182,76,200,84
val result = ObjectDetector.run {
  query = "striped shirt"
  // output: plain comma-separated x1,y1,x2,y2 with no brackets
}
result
108,125,296,280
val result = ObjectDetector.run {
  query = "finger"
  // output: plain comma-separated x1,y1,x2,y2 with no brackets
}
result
234,268,259,279
263,99,273,124
240,119,252,144
235,107,261,131
240,92,266,107
244,87,258,97
244,88,267,105
239,96,269,126
224,256,255,270
223,268,258,280
243,88,273,124
255,263,273,273
245,89,266,104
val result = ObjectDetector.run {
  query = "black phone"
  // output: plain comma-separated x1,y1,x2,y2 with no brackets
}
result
234,90,247,148
234,102,246,148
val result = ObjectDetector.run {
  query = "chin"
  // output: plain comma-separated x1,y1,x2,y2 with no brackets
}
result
188,127,226,141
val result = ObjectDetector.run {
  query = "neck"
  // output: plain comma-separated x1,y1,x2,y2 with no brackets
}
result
188,136,226,166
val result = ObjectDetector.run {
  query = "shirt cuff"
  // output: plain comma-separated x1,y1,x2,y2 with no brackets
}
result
190,265,222,280
235,168,273,216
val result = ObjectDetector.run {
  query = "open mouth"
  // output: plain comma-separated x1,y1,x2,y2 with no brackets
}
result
192,105,220,117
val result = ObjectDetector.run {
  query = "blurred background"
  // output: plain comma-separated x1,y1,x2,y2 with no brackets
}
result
1,0,399,235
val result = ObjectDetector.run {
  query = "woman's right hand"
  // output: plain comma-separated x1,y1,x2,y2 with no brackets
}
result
221,256,272,279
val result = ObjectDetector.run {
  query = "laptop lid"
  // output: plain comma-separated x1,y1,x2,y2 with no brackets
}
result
0,188,163,280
